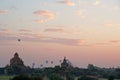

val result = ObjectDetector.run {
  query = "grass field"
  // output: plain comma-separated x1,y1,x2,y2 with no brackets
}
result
0,75,14,80
0,76,107,80
0,75,119,80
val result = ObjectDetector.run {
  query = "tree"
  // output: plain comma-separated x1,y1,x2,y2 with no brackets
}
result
49,74,64,80
108,75,114,80
31,76,42,80
78,76,98,80
88,64,95,71
12,74,31,80
5,65,14,74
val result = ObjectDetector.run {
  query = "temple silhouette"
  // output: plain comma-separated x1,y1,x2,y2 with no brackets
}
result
4,53,73,75
5,52,29,74
10,52,24,67
61,57,73,69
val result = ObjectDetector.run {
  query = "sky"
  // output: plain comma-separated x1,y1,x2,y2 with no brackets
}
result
0,0,120,68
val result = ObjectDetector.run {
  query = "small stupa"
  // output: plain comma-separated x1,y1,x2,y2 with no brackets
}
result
61,57,73,68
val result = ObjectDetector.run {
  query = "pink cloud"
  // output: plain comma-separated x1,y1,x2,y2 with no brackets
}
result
95,43,109,46
0,28,86,46
0,10,8,14
0,29,10,32
34,19,46,24
89,42,109,47
19,29,32,32
39,38,86,46
0,30,86,46
33,10,55,23
110,40,120,43
89,40,120,47
0,29,13,37
18,29,41,38
58,0,75,6
44,28,65,32
33,10,54,20
19,33,39,39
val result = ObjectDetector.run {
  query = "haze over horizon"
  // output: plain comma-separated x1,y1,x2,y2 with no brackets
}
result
0,0,120,68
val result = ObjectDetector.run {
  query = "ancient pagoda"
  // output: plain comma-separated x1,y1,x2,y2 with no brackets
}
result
61,57,73,69
10,52,24,67
5,52,29,74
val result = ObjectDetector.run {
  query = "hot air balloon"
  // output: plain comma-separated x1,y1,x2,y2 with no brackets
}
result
18,39,21,42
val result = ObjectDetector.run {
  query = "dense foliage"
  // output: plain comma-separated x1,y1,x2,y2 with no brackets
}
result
11,74,43,80
7,64,120,80
78,76,98,80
